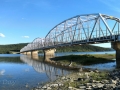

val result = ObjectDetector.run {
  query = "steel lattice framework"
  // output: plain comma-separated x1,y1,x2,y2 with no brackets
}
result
20,13,120,52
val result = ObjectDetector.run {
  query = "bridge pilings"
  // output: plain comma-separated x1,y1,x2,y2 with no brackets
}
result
111,42,120,68
21,52,27,55
31,50,38,55
26,51,31,55
31,51,39,60
43,48,56,56
21,50,38,55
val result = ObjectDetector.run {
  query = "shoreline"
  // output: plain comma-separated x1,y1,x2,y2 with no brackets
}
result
33,54,118,90
35,68,120,90
50,54,115,68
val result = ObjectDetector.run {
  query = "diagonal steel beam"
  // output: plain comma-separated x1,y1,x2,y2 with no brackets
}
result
79,18,88,39
99,14,113,35
89,17,99,39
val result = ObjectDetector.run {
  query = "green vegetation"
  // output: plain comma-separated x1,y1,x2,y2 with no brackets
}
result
51,54,115,66
56,45,112,52
0,43,112,54
0,43,28,54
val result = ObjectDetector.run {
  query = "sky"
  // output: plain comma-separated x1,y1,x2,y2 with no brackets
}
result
0,0,120,48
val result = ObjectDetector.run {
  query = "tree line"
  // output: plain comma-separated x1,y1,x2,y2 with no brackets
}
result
56,44,112,52
0,43,28,54
0,43,112,54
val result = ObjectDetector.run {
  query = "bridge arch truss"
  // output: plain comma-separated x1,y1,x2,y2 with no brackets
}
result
20,13,120,52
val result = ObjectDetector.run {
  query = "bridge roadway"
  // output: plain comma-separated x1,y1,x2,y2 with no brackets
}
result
20,13,120,68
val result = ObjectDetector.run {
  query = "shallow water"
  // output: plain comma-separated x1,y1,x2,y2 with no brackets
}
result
0,51,116,89
0,54,71,90
83,61,116,71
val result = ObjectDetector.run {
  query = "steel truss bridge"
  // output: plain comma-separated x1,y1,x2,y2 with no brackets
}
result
20,13,120,52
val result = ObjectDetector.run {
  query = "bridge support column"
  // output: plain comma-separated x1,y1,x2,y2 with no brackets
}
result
31,51,39,60
21,52,27,54
31,50,38,55
111,42,120,68
26,51,31,55
43,48,56,56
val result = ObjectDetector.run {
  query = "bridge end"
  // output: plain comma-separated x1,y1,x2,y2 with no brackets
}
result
43,48,56,56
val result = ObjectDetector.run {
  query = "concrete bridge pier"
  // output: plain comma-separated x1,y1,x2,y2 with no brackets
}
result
111,42,120,68
43,48,56,56
26,51,31,55
21,52,27,54
31,51,39,60
31,50,38,55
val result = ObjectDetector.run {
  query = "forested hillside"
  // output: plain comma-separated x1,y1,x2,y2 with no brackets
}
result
0,43,112,54
0,43,28,54
56,45,112,52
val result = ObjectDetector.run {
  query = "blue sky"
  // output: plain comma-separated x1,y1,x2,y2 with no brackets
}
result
0,0,120,48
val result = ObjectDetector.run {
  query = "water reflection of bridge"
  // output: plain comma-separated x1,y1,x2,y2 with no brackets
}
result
20,55,71,81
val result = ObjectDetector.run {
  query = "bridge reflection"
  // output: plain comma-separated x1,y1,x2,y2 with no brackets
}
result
20,55,71,81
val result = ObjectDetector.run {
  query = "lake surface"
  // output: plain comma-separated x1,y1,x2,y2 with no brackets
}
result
0,51,116,90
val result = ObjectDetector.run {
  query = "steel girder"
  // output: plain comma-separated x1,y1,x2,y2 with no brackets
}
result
20,13,120,52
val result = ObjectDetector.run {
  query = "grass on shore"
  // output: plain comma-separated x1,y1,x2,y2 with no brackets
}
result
51,54,115,66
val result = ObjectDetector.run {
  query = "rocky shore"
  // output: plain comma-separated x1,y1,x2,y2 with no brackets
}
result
33,68,120,90
32,54,117,90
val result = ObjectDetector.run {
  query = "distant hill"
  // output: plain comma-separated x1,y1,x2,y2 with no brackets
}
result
0,43,112,54
0,43,28,54
56,44,112,52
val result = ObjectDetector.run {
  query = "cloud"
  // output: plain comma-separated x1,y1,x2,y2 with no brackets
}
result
22,36,30,38
0,33,5,38
99,0,120,13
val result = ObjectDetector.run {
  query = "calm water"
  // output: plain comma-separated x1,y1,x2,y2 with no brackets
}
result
0,54,72,90
0,51,116,90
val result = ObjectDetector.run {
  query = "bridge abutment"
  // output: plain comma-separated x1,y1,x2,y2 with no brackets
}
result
31,51,39,60
43,48,56,56
26,51,31,55
111,42,120,68
31,50,38,55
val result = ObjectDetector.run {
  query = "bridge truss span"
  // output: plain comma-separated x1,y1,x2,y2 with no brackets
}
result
20,13,120,52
